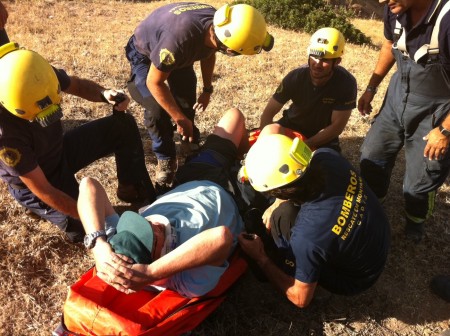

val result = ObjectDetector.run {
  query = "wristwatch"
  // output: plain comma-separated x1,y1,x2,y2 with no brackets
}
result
202,85,214,94
439,124,450,137
84,230,107,249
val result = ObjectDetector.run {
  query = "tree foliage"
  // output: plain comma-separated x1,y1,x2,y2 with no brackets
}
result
233,0,372,45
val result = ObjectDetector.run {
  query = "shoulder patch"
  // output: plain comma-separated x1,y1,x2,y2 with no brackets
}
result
276,83,284,94
159,48,175,66
0,147,22,167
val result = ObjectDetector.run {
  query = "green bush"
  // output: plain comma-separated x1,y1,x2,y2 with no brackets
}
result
233,0,372,46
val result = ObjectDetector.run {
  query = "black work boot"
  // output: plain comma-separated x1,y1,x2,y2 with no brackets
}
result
404,218,424,244
117,182,149,203
155,158,177,194
430,275,450,302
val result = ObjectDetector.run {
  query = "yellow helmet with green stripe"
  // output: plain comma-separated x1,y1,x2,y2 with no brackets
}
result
243,134,312,192
213,4,274,56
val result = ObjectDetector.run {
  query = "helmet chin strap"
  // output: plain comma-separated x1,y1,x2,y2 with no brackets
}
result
34,104,63,127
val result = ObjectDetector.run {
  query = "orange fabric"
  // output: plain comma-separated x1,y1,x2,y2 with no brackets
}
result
284,128,307,142
62,250,248,336
248,128,307,147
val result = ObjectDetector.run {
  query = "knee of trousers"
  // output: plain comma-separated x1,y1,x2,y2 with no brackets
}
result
360,159,391,198
270,201,300,240
403,190,435,221
127,79,161,114
144,108,174,136
112,111,139,132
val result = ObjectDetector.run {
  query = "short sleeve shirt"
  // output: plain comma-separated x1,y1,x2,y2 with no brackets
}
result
383,0,450,70
283,149,390,287
134,2,216,72
273,65,356,138
140,180,243,244
0,67,71,185
139,180,244,297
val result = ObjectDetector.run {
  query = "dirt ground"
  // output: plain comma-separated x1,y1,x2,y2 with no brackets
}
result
0,1,448,335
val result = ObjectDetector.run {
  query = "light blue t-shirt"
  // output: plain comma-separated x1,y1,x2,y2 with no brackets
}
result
138,180,244,297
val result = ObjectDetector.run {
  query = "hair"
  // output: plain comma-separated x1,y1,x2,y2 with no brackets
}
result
265,164,325,203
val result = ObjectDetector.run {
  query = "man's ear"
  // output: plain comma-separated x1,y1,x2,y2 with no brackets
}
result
334,57,342,66
207,25,217,48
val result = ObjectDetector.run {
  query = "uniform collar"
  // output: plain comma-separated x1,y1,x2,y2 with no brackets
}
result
397,0,442,29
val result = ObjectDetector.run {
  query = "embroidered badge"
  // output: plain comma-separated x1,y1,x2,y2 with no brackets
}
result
276,83,284,94
159,48,175,66
0,147,21,167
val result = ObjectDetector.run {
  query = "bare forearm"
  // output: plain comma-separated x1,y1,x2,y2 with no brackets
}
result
441,113,450,129
305,111,351,149
239,233,317,307
260,98,283,129
256,256,315,308
367,39,395,88
200,53,216,88
306,126,341,149
257,256,294,293
260,112,275,129
144,226,232,282
148,81,185,122
64,76,107,102
20,168,79,218
35,187,78,218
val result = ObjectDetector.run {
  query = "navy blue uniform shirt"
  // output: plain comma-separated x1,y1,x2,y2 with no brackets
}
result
272,65,356,139
384,0,450,71
133,2,216,72
283,149,390,288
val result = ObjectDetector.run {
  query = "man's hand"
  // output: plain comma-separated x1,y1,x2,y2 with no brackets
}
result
237,232,267,262
0,1,8,29
102,89,130,111
92,239,135,292
423,128,450,160
262,199,287,230
357,91,375,116
176,117,194,142
193,92,211,113
108,262,158,293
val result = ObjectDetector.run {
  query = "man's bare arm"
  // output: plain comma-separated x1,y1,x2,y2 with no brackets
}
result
20,166,78,218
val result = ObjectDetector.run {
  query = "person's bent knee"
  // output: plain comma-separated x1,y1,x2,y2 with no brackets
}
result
218,108,245,127
260,123,283,135
113,110,138,129
79,177,99,194
226,107,244,119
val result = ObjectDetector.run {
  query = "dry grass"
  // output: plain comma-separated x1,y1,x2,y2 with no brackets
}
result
0,0,449,335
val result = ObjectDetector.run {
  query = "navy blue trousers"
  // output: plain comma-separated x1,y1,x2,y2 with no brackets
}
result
125,36,199,160
9,112,156,242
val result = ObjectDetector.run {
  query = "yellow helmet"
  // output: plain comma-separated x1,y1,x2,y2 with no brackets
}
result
213,4,274,56
0,42,62,127
307,27,345,59
243,134,313,192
